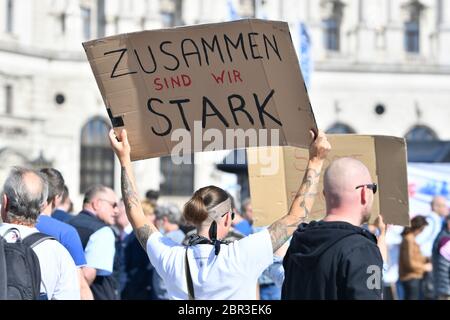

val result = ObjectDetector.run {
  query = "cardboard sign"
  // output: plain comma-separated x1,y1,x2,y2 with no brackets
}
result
83,19,317,161
248,134,410,227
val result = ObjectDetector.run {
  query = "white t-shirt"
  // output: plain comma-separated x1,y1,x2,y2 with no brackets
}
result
146,228,273,300
0,223,80,300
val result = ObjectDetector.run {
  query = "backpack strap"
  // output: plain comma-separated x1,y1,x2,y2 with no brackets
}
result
185,247,195,300
2,227,20,239
0,236,7,300
22,233,55,248
184,234,231,299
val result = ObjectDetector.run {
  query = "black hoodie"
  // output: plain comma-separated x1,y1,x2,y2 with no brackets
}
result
282,220,383,300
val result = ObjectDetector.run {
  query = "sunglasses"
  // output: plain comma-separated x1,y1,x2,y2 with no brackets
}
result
99,198,118,209
221,211,235,220
355,183,377,194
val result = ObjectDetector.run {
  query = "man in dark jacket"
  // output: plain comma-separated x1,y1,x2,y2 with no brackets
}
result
282,157,383,300
432,215,450,299
69,185,120,300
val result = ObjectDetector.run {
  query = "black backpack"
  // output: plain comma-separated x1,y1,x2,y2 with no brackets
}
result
0,228,54,300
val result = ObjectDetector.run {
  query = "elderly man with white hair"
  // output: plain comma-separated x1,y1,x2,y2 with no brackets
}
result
0,167,79,300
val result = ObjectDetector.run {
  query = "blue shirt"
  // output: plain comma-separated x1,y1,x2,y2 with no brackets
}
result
36,215,87,267
233,220,253,236
84,226,116,276
52,209,73,223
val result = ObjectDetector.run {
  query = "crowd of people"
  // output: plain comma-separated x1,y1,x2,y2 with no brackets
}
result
0,128,449,300
383,196,450,300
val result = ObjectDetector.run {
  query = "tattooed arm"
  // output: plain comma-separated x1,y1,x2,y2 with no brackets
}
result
109,129,158,249
268,130,331,252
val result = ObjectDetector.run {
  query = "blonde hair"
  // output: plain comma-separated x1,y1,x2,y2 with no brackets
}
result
141,198,155,217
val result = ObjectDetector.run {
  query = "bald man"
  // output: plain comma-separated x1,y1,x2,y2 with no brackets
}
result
416,196,449,257
282,158,383,300
432,196,449,219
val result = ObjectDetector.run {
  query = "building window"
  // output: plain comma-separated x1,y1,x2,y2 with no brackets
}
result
323,18,340,51
114,16,120,34
80,118,114,193
160,156,194,196
321,0,344,52
404,20,419,53
238,0,255,18
6,0,13,33
4,85,12,115
81,6,91,40
326,122,356,134
60,13,66,34
97,0,105,37
161,11,175,27
140,16,146,30
405,125,438,141
402,0,424,53
160,0,183,27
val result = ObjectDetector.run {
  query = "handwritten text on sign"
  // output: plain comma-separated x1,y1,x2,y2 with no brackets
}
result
104,32,283,136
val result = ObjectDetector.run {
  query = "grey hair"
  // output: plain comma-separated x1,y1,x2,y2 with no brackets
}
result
241,198,251,213
2,167,49,223
83,184,109,205
156,203,182,225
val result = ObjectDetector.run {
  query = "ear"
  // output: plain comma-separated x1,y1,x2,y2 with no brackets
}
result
360,187,367,205
91,198,99,211
1,194,8,221
54,194,62,207
41,200,50,213
224,212,230,227
50,198,57,210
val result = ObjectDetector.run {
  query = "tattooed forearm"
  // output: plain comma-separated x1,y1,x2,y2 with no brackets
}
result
136,224,153,249
121,167,140,211
268,164,322,252
295,168,321,214
268,219,301,252
121,167,158,245
295,168,320,198
299,199,310,218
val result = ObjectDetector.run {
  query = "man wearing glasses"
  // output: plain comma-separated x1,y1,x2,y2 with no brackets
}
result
69,185,120,300
282,157,384,300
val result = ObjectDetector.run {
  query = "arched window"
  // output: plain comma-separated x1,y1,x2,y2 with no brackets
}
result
80,117,114,193
405,125,438,141
326,122,356,134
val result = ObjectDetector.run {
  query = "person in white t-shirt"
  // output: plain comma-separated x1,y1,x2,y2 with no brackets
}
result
109,128,330,300
0,167,80,300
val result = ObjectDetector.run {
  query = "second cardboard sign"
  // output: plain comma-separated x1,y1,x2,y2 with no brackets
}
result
247,134,410,227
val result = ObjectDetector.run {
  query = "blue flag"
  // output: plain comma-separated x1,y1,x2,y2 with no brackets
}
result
298,22,312,89
228,0,240,20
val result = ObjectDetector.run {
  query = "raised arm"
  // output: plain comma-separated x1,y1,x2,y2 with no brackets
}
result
108,129,158,249
268,130,331,252
372,214,388,263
